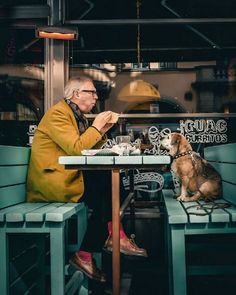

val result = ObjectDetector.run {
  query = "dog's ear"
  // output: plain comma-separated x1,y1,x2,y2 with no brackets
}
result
171,134,180,145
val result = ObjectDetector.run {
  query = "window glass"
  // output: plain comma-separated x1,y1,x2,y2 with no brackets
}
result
0,27,44,146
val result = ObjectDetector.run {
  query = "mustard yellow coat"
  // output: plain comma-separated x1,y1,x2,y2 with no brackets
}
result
27,99,104,203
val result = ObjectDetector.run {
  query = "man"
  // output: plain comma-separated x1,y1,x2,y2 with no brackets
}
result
27,76,147,283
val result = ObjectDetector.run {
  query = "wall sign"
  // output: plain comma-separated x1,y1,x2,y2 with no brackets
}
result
178,119,228,143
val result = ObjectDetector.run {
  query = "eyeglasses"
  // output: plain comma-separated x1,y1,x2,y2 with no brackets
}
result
81,89,97,96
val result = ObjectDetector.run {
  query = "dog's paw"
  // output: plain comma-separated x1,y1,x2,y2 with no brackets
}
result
177,195,189,202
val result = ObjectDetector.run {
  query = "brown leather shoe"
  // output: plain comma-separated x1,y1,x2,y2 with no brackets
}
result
103,235,148,257
69,254,106,282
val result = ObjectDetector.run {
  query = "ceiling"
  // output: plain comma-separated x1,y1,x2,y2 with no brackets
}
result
1,0,236,64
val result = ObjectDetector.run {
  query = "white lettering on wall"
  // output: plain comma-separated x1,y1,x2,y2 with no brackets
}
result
121,169,164,193
178,119,228,143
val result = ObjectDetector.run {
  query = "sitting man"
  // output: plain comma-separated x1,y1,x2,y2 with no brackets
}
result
27,76,147,282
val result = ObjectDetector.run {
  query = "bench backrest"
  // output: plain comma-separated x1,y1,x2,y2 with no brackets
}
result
0,145,30,209
204,143,236,204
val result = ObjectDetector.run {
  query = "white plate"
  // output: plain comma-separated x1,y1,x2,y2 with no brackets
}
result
81,149,118,156
81,149,100,156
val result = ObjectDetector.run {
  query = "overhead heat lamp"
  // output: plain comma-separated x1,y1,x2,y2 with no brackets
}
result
35,26,78,40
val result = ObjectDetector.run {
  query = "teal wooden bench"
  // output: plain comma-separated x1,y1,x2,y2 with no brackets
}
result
0,145,88,295
163,142,236,295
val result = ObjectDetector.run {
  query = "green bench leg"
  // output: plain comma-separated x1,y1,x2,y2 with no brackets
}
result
50,224,65,295
77,207,88,249
0,229,8,295
170,225,187,295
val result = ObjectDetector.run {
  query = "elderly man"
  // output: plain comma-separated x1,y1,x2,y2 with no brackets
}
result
27,76,147,283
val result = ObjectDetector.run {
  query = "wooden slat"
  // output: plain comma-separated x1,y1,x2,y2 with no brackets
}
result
0,145,30,165
59,156,86,165
0,185,26,210
210,162,236,184
0,166,28,187
115,156,142,165
214,199,236,221
25,203,64,222
222,181,236,205
162,189,188,224
5,203,47,222
0,203,29,222
210,208,230,223
143,155,171,164
197,200,230,223
164,194,233,224
59,155,171,165
181,201,210,223
204,143,236,163
86,156,114,165
46,203,85,222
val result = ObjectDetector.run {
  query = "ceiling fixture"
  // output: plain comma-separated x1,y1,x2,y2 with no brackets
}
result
118,79,161,102
35,26,78,40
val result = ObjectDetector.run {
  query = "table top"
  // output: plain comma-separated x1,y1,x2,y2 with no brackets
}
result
59,155,171,169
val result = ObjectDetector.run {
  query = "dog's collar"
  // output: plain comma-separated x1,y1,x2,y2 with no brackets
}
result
173,150,192,159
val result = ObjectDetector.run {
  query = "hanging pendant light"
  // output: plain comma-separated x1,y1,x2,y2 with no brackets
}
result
118,1,160,103
117,79,160,102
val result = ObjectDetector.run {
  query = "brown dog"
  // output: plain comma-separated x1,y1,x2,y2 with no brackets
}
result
161,132,222,202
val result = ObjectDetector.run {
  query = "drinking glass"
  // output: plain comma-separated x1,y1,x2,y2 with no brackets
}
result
116,135,131,145
116,135,131,155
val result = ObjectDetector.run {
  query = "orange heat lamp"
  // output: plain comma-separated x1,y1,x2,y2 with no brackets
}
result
36,26,78,40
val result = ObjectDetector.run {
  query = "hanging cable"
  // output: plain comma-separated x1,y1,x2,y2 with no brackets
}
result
136,0,141,64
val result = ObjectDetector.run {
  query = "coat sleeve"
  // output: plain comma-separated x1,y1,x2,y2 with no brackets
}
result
43,105,104,155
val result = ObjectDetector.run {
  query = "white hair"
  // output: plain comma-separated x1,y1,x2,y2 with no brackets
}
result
64,76,93,100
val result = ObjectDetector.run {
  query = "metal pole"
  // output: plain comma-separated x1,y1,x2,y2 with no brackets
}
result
112,169,120,295
65,18,236,26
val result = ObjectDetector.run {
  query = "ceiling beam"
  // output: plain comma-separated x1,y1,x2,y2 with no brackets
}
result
72,47,236,53
66,18,236,26
0,5,50,19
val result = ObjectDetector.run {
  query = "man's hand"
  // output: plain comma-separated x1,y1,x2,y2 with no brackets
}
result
92,111,114,133
100,123,114,135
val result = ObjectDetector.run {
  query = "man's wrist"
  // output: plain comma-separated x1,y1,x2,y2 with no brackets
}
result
90,125,103,136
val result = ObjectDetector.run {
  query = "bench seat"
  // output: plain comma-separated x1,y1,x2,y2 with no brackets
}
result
164,190,236,225
0,145,88,295
0,202,84,223
163,142,236,295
